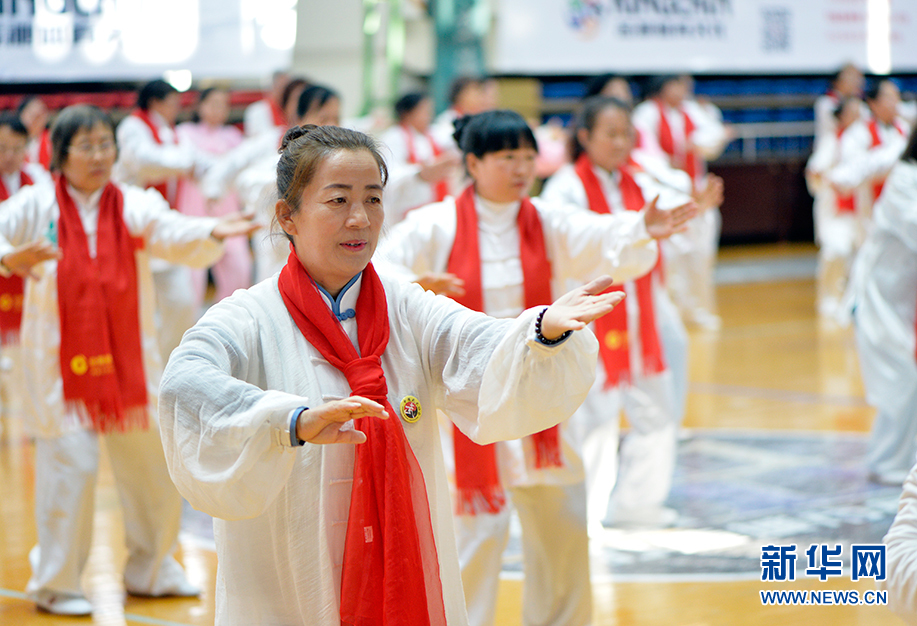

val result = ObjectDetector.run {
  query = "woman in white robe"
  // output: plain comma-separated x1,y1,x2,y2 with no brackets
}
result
158,124,625,626
541,96,700,530
850,126,917,486
0,104,257,616
376,110,693,626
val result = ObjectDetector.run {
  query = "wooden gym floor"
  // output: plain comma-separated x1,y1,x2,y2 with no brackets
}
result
0,243,908,625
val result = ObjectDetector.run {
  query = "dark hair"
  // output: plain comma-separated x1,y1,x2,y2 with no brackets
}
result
832,63,860,86
15,95,44,118
394,92,427,120
584,74,620,99
452,110,538,158
865,78,899,102
137,79,178,111
902,125,917,165
449,76,484,107
281,78,309,112
49,105,116,172
191,86,227,123
274,125,388,241
569,96,632,162
0,112,28,137
296,85,339,120
644,74,682,99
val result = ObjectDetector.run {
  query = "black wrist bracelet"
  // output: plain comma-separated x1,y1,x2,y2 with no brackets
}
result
535,306,572,345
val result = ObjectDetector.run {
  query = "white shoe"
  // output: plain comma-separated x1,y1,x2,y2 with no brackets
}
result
34,590,93,616
126,578,200,598
687,311,722,331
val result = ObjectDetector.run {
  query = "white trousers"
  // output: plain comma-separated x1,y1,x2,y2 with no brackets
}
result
572,367,678,528
455,482,592,626
27,427,185,597
153,264,198,365
855,316,917,481
662,208,721,323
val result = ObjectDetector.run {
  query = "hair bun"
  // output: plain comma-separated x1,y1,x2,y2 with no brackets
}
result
452,114,474,148
280,124,320,152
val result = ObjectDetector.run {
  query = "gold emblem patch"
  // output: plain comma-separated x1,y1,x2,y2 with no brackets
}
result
70,354,88,376
399,395,422,423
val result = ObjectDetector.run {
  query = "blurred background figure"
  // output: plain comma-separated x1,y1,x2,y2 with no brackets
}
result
633,74,732,330
806,96,863,324
177,87,251,313
379,91,460,227
16,96,51,171
243,69,291,138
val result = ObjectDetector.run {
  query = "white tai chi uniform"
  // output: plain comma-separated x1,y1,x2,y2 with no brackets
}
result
114,111,210,364
881,459,917,623
542,162,683,528
806,127,861,321
376,194,658,626
242,98,284,138
159,272,600,626
632,98,729,328
0,180,222,600
830,116,910,230
378,123,451,228
0,163,50,425
850,159,917,485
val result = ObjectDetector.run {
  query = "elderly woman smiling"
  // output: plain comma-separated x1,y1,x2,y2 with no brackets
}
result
158,124,624,626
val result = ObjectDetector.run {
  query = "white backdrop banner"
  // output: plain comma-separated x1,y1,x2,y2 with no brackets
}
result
0,0,295,82
494,0,917,75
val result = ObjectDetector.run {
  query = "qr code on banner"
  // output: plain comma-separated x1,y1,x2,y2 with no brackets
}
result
762,7,791,52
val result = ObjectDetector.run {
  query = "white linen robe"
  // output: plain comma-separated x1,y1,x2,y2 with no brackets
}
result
850,159,917,484
159,273,600,626
0,180,222,437
378,124,453,228
881,459,917,623
375,194,657,626
632,98,728,326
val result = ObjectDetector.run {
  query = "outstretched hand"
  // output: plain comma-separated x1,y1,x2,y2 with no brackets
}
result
415,272,466,297
692,174,725,213
1,239,61,279
295,396,389,445
211,212,261,241
540,275,625,340
644,195,698,240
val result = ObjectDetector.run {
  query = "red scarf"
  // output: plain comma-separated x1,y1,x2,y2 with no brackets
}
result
55,175,148,432
131,109,181,208
835,127,856,214
446,185,562,515
267,97,286,127
402,124,449,202
656,99,699,184
868,118,906,201
277,256,446,626
574,155,666,387
0,170,34,343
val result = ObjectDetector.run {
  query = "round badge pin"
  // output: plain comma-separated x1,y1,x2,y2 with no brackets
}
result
400,395,422,423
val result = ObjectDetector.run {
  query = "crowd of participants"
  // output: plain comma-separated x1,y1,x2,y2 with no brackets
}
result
2,65,917,625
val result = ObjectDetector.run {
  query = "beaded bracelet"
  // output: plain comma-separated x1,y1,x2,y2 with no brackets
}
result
535,306,572,345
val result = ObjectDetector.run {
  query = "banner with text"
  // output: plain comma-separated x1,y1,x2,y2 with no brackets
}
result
494,0,917,75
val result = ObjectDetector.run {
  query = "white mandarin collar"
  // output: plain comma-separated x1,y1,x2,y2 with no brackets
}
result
475,193,520,231
66,183,104,210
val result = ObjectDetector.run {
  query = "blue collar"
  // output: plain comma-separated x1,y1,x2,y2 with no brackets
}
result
314,273,360,321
